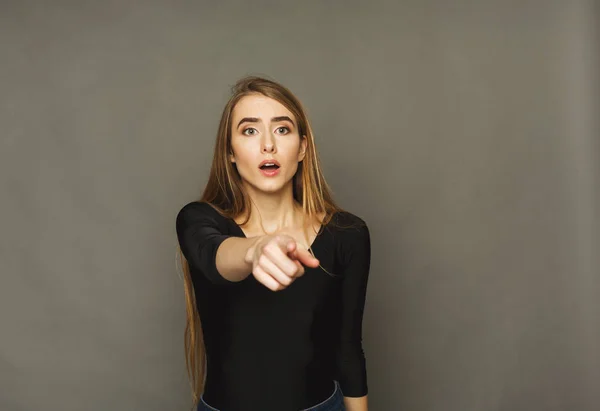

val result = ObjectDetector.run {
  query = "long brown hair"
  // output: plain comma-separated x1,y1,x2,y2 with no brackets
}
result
177,75,357,408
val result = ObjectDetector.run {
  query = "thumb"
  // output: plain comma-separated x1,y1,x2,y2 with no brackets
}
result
286,239,297,254
276,235,296,255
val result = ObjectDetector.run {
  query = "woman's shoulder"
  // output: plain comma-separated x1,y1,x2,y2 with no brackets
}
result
328,209,370,266
178,200,217,213
176,201,229,225
327,209,370,251
329,209,368,232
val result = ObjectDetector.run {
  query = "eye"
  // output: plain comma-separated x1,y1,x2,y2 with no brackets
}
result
276,126,290,135
242,127,257,136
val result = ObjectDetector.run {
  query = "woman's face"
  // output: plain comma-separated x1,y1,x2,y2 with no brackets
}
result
229,94,307,194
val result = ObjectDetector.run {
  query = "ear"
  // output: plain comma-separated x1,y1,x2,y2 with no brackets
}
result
298,135,308,162
229,151,236,163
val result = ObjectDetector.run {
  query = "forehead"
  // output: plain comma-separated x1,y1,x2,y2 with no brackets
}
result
232,94,295,122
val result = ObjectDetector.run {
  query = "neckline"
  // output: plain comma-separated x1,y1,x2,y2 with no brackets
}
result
229,218,326,251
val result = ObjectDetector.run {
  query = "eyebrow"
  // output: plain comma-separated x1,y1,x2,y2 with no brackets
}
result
237,116,295,128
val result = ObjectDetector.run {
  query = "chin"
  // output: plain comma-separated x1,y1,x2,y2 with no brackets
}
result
259,183,286,193
252,179,291,194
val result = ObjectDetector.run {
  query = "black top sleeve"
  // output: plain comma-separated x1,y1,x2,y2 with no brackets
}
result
175,202,236,285
335,220,371,397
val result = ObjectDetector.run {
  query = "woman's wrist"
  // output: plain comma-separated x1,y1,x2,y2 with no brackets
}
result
244,235,265,265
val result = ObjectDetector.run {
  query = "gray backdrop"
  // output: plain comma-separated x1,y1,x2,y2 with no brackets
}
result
1,1,598,410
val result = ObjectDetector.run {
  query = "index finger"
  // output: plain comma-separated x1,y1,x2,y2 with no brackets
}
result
291,247,320,268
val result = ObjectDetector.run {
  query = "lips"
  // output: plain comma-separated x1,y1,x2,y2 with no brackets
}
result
258,159,281,177
258,159,281,170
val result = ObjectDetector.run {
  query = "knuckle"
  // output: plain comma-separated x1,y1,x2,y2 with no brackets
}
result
258,254,269,266
265,243,279,255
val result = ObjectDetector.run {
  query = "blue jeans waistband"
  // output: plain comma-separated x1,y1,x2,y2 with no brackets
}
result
198,380,345,411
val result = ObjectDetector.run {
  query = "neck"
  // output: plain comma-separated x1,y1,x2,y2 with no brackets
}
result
241,182,302,234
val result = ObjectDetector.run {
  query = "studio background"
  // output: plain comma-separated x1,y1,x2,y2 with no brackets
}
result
1,1,598,410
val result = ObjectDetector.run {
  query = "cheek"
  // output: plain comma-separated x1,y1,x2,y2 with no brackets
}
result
233,153,256,175
231,140,256,163
280,139,302,156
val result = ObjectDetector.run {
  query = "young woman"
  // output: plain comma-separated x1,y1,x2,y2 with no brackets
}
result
176,76,371,411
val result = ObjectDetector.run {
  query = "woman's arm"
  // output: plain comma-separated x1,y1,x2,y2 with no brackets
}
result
177,201,319,290
343,395,368,411
176,202,260,284
336,216,372,411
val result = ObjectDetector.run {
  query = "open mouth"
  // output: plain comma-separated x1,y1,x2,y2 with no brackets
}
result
259,161,281,176
259,164,280,171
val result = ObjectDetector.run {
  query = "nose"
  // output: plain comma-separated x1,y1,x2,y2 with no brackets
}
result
261,133,276,153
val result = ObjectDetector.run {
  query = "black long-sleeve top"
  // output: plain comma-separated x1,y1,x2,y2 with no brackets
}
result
175,201,371,411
